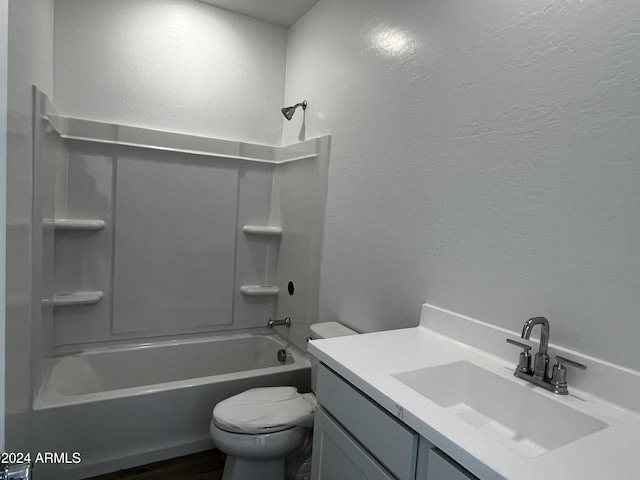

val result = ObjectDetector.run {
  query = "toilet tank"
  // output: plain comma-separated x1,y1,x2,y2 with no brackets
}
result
308,322,358,392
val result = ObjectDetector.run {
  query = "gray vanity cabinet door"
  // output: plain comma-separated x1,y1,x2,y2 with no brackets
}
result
424,448,478,480
311,407,397,480
315,364,418,480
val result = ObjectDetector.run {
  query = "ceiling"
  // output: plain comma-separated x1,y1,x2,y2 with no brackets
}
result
196,0,320,28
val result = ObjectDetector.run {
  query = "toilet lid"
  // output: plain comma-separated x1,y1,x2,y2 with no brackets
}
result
213,386,317,434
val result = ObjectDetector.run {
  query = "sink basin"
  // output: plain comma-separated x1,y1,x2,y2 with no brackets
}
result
392,361,607,458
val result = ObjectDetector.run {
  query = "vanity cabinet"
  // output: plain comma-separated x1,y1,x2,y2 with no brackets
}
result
312,364,478,480
313,407,397,480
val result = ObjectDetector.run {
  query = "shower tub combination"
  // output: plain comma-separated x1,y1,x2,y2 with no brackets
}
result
32,329,311,480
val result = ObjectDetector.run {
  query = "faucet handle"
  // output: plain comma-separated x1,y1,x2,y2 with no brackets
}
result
506,338,531,350
550,355,586,394
555,355,587,371
506,338,532,373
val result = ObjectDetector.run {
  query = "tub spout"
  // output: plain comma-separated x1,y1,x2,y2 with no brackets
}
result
268,317,291,328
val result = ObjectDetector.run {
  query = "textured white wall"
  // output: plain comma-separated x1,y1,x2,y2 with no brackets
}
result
284,0,640,369
54,0,287,145
0,0,7,452
6,0,54,451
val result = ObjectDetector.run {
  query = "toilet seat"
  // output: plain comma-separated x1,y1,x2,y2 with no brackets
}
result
213,386,317,434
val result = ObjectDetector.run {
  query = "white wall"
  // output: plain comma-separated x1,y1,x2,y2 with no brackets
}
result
0,0,8,452
284,0,640,370
54,0,287,145
6,0,54,451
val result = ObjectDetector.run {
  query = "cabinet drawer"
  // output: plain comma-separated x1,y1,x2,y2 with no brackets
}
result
316,364,418,480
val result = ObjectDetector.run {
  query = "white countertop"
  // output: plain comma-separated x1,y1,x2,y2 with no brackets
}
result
307,304,640,480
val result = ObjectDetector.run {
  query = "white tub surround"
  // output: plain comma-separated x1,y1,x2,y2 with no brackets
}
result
308,304,640,480
33,88,330,353
32,330,310,480
44,112,319,165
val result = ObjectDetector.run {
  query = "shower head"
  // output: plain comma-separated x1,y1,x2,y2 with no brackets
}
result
281,100,307,120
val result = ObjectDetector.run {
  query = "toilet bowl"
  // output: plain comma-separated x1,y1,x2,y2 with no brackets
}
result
210,322,357,480
210,386,315,480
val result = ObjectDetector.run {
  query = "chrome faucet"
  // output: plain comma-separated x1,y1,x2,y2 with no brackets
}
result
507,317,586,395
521,316,550,380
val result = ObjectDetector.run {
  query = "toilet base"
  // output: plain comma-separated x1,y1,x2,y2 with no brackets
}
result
221,456,284,480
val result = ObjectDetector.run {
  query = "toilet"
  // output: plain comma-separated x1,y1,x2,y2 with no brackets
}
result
209,322,358,480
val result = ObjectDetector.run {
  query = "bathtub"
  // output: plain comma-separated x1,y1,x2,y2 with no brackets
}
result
31,329,311,480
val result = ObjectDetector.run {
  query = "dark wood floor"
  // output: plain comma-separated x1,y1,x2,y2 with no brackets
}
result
84,450,226,480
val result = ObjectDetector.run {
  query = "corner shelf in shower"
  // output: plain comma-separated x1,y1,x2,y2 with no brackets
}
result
52,291,104,307
242,225,283,236
239,285,279,297
54,218,106,230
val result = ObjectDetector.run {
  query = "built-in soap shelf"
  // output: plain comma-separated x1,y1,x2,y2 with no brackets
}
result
52,291,104,307
52,219,105,310
239,285,279,297
54,218,106,230
242,225,282,236
241,226,281,299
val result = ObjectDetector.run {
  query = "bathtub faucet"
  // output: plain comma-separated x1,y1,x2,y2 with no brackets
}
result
268,317,291,328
